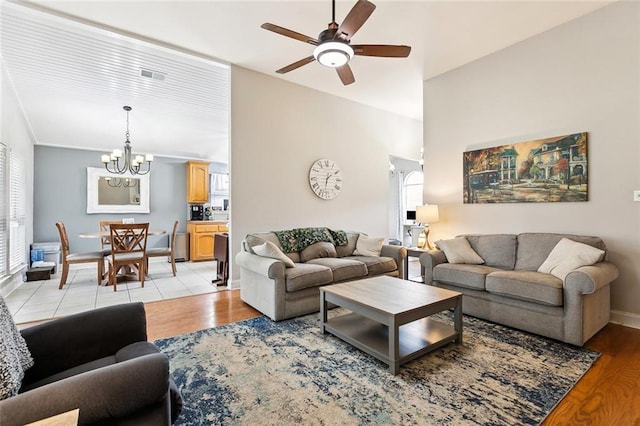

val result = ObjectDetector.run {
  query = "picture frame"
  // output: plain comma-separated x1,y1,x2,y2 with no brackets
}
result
463,132,588,203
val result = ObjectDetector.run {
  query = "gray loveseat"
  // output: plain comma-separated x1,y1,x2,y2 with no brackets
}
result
419,233,619,346
236,228,406,320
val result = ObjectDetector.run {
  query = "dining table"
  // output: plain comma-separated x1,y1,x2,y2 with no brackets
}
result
78,229,166,239
79,228,167,285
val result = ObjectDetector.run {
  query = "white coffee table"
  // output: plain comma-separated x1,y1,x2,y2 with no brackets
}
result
320,276,463,374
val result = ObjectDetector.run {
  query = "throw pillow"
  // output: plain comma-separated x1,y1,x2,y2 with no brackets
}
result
0,296,34,400
353,234,385,257
538,238,605,280
253,241,296,268
336,232,359,257
300,241,338,263
435,237,484,264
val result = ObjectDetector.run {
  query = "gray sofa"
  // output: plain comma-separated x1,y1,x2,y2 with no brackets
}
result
419,233,619,346
236,229,406,320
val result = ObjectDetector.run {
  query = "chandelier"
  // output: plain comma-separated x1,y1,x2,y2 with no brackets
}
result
101,106,153,176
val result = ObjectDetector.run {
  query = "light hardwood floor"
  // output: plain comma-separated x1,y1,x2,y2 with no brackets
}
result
144,290,640,425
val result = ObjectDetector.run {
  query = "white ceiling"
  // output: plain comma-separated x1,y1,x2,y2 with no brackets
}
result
2,1,611,162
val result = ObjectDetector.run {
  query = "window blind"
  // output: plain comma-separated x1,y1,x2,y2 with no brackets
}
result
0,144,6,276
9,150,25,271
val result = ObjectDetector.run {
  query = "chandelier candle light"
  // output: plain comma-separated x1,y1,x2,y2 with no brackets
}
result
417,204,440,250
101,106,153,175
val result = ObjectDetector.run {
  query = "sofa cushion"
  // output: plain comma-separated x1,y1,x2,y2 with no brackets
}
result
349,256,397,276
300,242,337,262
245,232,281,252
253,241,296,268
433,263,501,290
245,232,300,263
336,232,359,258
515,233,606,271
486,270,564,306
537,238,605,280
307,258,367,282
463,234,517,270
284,263,333,292
435,237,484,264
353,234,384,256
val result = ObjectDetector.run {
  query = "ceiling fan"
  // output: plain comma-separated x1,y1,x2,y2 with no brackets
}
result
261,0,411,86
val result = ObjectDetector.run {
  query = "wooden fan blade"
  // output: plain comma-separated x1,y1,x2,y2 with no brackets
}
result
335,0,376,41
276,56,316,74
261,23,318,46
352,44,411,58
336,64,355,85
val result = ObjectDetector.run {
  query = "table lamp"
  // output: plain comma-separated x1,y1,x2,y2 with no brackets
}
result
416,204,440,249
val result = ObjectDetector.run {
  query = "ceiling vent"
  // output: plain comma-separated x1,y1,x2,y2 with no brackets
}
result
140,68,166,81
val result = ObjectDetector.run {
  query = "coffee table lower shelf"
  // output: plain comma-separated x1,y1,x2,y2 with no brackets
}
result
323,312,459,372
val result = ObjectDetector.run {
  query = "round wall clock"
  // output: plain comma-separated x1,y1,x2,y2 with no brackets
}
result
308,159,343,200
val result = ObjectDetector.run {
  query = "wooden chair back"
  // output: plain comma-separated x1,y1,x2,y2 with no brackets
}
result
169,220,179,250
109,223,149,255
55,222,70,257
99,220,121,249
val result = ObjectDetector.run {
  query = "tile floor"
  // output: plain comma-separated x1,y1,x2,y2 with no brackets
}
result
6,260,222,324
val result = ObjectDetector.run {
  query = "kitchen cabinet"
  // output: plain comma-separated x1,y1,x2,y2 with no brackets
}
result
186,161,210,204
187,222,228,261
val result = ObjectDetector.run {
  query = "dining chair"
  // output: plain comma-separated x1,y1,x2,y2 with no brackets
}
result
146,220,179,277
107,223,149,291
98,220,121,254
55,222,105,290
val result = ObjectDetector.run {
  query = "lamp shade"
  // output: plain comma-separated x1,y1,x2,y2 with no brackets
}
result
417,205,439,224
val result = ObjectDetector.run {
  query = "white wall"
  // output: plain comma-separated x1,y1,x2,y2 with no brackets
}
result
423,2,640,324
0,62,35,296
230,66,422,283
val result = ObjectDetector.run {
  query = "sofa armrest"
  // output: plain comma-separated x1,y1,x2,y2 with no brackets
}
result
380,245,407,277
235,251,286,280
419,250,448,285
21,303,147,385
564,261,619,294
0,353,170,426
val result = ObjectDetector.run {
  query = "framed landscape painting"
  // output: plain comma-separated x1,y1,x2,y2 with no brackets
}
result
463,132,588,204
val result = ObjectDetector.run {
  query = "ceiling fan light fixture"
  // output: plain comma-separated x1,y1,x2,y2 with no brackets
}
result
313,42,354,68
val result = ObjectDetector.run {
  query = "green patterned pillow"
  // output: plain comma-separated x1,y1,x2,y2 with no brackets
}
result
273,230,298,253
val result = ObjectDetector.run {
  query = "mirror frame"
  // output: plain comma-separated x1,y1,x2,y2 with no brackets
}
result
86,167,150,214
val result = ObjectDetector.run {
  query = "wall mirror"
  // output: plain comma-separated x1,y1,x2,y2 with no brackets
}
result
86,167,150,213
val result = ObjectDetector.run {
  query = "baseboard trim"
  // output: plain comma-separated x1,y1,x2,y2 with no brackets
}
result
610,310,640,330
229,278,241,290
0,273,24,298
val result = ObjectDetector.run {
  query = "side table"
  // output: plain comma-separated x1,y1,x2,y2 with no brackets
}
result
404,247,430,282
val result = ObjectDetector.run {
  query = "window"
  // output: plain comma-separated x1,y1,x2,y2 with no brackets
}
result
0,143,26,277
9,151,26,271
404,171,424,213
0,145,6,276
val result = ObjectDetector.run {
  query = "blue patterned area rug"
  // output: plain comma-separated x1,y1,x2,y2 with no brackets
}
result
155,311,599,425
